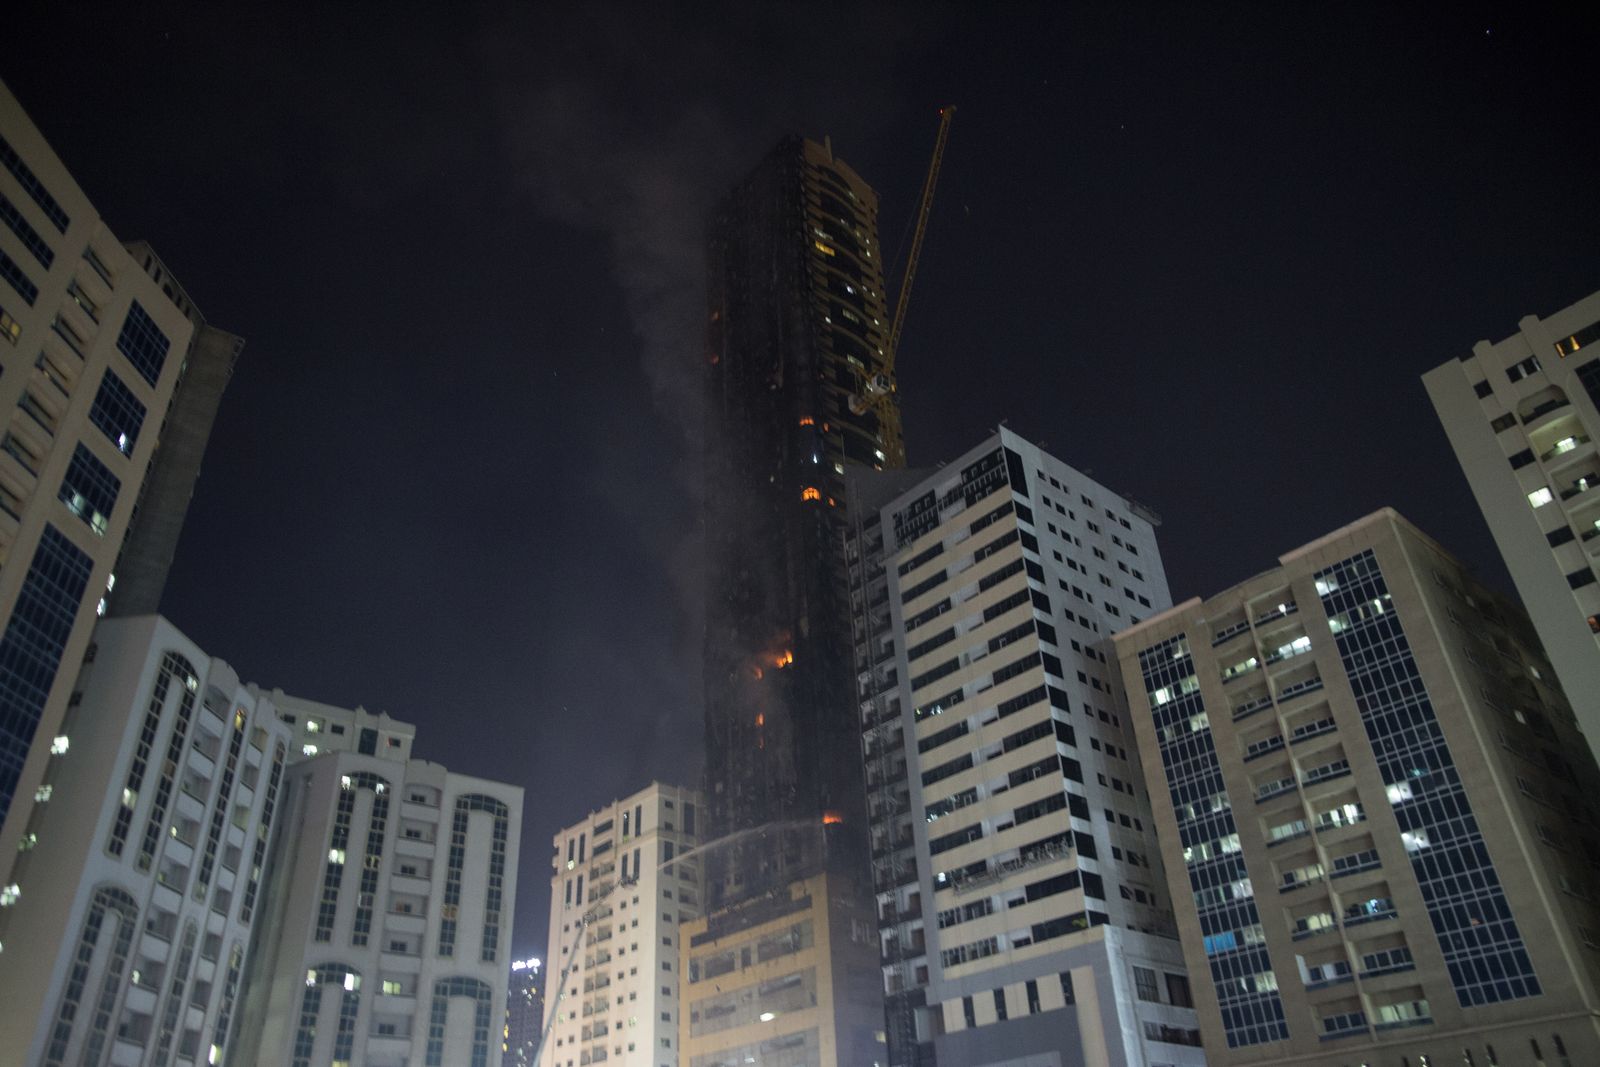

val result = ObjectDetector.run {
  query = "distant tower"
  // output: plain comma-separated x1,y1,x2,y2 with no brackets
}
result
702,135,899,896
1424,289,1600,768
0,80,240,861
504,957,543,1067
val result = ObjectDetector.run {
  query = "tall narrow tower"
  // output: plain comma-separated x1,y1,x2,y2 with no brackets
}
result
702,135,900,893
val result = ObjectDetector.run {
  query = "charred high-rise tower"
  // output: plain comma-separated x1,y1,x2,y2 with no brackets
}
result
703,135,901,891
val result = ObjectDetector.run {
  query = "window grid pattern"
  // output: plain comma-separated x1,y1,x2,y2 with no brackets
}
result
153,919,199,1063
315,772,389,943
1316,549,1541,1007
211,941,245,1062
0,190,53,267
43,885,138,1066
438,793,510,961
87,369,146,455
239,741,286,923
0,246,38,304
0,524,93,825
291,965,361,1067
0,132,71,232
425,976,495,1067
115,300,172,386
195,707,247,902
58,442,121,536
109,652,196,857
1137,634,1288,1048
136,661,198,872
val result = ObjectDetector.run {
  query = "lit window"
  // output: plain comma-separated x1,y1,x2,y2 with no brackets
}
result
121,788,135,808
35,785,52,803
1528,487,1554,508
329,848,346,864
306,720,320,733
50,735,68,755
801,487,821,502
303,744,318,756
0,884,18,906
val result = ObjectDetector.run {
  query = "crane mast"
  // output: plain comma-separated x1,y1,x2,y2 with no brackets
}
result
853,105,954,467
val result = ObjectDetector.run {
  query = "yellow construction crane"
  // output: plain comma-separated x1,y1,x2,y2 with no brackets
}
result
851,105,955,467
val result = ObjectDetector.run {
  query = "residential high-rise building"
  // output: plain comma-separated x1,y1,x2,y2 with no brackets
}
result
1424,288,1600,766
234,691,523,1067
1115,509,1600,1065
845,427,1204,1067
504,956,544,1067
541,782,704,1067
0,615,292,1067
0,80,240,860
702,135,899,895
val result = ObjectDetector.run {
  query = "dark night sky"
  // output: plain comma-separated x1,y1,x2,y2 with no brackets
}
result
7,3,1596,960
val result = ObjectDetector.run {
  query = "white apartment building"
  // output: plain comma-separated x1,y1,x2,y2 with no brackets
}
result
1424,289,1600,765
234,693,523,1067
0,614,294,1067
543,782,704,1067
847,428,1204,1067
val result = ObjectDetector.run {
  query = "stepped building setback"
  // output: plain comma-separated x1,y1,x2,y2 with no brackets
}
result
1115,509,1600,1066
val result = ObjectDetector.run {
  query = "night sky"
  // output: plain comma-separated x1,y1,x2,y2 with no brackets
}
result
8,3,1596,961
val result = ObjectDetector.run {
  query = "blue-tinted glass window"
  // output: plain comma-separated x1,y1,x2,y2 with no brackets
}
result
115,301,172,386
0,524,93,823
58,443,121,536
0,191,53,268
87,370,146,455
0,132,70,233
0,248,38,306
1316,549,1541,1007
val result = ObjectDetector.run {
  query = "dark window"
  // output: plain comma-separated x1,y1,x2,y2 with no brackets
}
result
1509,449,1535,470
0,132,70,231
1166,972,1193,1007
115,301,172,386
0,248,38,305
1025,979,1041,1014
993,989,1008,1021
1133,966,1159,1001
1472,379,1493,398
87,370,147,455
359,728,378,755
1490,412,1517,433
0,191,53,267
961,995,976,1029
0,526,93,821
1548,526,1576,547
59,443,120,535
1059,972,1075,1004
1568,568,1596,590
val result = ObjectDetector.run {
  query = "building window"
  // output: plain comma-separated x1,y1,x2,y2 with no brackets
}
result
0,190,53,267
0,132,71,231
1473,380,1493,398
0,247,38,304
115,300,173,386
1556,322,1600,359
42,885,138,1066
425,976,495,1067
1568,568,1596,590
59,443,121,535
1133,966,1160,1002
1166,973,1193,1007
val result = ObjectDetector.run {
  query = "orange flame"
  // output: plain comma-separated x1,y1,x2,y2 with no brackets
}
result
822,810,844,825
801,487,821,502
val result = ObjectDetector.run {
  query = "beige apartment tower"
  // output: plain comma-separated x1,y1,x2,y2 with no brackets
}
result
1424,289,1600,767
542,782,704,1067
1115,510,1600,1066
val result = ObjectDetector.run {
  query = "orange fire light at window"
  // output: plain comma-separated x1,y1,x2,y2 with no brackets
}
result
822,811,844,825
772,650,793,669
755,713,765,726
798,416,815,427
801,487,821,502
